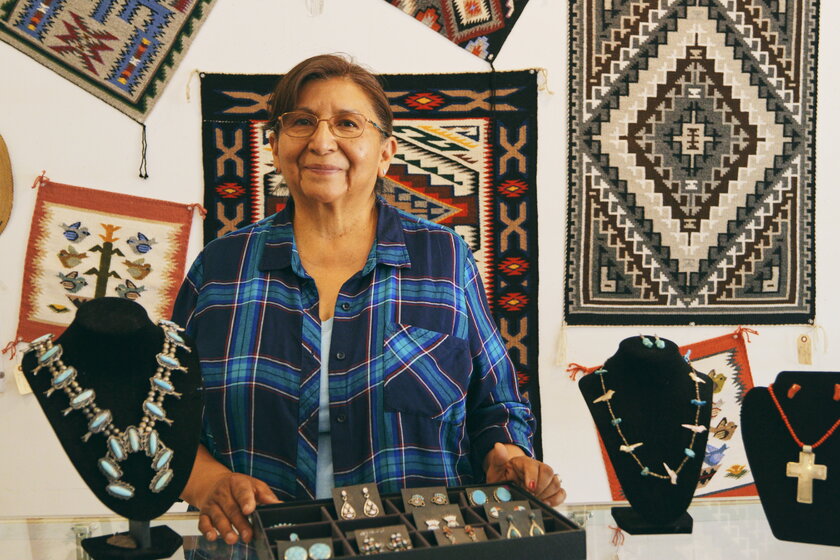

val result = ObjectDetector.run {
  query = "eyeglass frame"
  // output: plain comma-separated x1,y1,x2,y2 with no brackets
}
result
273,110,389,139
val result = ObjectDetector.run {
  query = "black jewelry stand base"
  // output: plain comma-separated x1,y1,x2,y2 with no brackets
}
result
611,507,693,535
82,524,182,560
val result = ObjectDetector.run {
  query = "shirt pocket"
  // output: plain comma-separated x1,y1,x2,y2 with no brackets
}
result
383,323,471,425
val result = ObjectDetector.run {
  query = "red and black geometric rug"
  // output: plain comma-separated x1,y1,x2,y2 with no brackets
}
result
200,71,543,456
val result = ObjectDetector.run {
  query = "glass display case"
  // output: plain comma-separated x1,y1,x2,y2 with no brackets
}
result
1,499,836,559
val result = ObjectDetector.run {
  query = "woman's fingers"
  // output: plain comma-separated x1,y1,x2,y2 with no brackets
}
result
198,473,270,544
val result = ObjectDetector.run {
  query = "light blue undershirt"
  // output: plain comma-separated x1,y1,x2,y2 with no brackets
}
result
315,318,335,499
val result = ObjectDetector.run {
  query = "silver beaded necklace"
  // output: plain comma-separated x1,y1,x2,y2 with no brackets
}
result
27,319,189,500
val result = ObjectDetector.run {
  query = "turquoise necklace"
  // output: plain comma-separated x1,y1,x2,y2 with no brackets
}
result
28,319,189,500
592,360,706,484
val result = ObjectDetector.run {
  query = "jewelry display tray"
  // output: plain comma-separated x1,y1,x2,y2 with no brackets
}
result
252,484,585,559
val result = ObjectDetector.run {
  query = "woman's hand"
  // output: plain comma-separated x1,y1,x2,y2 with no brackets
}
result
484,442,566,506
182,446,281,544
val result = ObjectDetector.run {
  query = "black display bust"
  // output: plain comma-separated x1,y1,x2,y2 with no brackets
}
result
579,336,712,534
22,298,203,559
741,371,840,547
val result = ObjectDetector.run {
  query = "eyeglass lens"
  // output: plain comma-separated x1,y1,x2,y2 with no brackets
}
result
280,112,369,138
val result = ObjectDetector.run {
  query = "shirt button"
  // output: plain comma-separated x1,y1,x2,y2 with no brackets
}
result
335,351,346,360
341,302,350,311
336,414,347,423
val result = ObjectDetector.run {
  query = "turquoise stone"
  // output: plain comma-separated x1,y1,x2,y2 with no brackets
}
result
285,546,307,560
153,448,173,471
611,418,623,426
156,353,182,370
106,482,135,500
684,448,696,459
150,468,173,493
641,337,653,348
165,330,185,345
38,345,61,363
469,489,487,505
98,458,122,480
70,389,95,408
594,368,607,375
691,399,707,406
494,486,512,502
308,543,331,560
126,427,141,453
89,410,112,432
145,430,160,456
641,467,650,476
158,319,182,330
30,333,53,347
108,435,126,461
144,399,167,420
53,366,76,386
152,377,175,393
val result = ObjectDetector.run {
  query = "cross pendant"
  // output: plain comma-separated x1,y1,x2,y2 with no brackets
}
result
786,445,827,504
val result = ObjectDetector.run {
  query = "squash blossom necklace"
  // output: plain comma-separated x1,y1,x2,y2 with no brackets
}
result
27,319,189,500
592,358,707,484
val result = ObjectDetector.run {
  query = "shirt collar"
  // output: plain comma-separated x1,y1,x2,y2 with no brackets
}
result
259,196,411,273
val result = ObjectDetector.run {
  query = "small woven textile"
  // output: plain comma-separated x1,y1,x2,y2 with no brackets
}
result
17,178,197,341
200,71,543,455
0,1,217,121
589,329,758,500
383,0,530,60
566,1,818,324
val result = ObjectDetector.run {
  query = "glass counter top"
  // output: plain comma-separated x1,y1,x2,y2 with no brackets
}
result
0,499,836,559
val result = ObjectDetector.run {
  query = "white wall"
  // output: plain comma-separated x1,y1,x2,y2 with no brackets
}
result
0,0,837,517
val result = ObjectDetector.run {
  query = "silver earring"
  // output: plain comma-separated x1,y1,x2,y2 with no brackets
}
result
340,489,356,520
362,486,379,517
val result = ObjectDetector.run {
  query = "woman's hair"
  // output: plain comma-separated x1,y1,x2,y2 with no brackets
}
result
265,53,393,137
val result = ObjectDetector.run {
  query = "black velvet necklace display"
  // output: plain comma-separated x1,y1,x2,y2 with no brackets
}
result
579,336,712,534
22,298,204,558
742,371,840,547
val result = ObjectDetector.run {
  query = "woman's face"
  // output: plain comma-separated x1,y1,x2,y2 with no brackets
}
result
270,77,396,208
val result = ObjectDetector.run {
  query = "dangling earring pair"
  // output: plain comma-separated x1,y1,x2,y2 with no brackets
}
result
339,487,378,519
639,334,665,349
786,383,840,400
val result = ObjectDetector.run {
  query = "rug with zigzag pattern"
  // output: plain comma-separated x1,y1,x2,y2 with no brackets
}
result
200,71,543,456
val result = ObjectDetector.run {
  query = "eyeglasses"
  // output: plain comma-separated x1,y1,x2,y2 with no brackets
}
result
276,111,387,139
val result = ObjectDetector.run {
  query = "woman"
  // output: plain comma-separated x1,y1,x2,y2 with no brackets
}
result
173,54,564,544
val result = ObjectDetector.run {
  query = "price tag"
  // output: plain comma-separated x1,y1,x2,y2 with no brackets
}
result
796,334,812,365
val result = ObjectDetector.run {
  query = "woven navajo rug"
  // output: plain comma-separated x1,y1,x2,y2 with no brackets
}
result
0,1,217,121
571,328,758,500
17,177,198,341
200,71,542,455
566,1,819,325
383,0,530,60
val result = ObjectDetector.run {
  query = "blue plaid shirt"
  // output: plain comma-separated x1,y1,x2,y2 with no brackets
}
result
172,197,535,500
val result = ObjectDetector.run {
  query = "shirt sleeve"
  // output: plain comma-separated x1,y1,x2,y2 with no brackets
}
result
461,247,536,477
170,254,217,454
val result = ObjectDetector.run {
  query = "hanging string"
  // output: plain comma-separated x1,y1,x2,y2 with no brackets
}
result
809,322,828,353
139,123,149,179
186,203,208,218
1,337,24,361
554,321,568,367
185,68,201,102
609,525,625,547
31,170,48,189
734,326,759,343
537,67,555,94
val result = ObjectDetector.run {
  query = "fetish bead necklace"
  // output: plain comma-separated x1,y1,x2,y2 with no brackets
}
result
27,319,190,500
593,362,706,484
767,384,839,504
